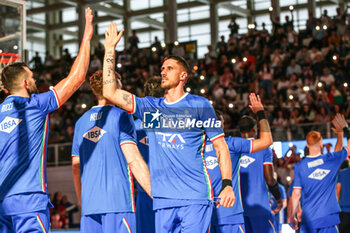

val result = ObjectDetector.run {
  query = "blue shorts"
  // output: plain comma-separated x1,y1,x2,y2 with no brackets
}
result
300,225,339,233
81,212,135,233
136,191,155,233
155,203,213,233
0,208,49,233
244,214,276,233
210,223,245,233
274,213,283,233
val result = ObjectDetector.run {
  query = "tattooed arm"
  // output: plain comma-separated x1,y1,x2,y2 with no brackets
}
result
103,22,134,113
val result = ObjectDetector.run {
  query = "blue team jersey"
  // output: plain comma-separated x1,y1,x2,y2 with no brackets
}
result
135,119,149,193
293,149,348,225
270,183,287,224
72,105,137,215
0,90,59,201
204,137,252,220
129,93,224,201
240,146,273,216
338,168,350,212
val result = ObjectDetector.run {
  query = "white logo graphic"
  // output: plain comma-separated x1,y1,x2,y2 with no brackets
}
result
307,159,324,168
139,136,149,146
83,126,107,143
308,168,330,180
205,156,218,170
0,116,22,133
205,144,214,152
240,155,256,168
156,132,186,150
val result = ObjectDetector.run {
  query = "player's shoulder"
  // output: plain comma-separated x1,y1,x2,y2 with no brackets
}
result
143,96,164,104
186,93,210,104
340,167,350,176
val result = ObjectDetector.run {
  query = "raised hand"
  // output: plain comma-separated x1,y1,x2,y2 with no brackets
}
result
83,7,93,41
249,93,264,114
104,22,124,49
332,113,348,134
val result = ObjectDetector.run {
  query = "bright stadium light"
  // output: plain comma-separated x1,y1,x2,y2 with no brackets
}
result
332,55,337,61
317,82,323,87
209,100,213,105
344,83,348,88
161,42,166,48
289,5,294,11
286,176,292,182
117,63,122,68
81,104,87,109
186,87,191,92
289,95,294,100
303,86,310,91
174,41,179,46
200,75,205,80
0,49,2,53
200,88,205,94
228,103,234,108
243,57,248,62
323,25,327,30
13,45,18,50
316,25,320,31
231,58,236,64
269,7,273,12
151,47,157,52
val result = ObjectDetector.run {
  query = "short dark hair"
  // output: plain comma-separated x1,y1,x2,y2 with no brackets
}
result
238,115,256,133
1,62,28,92
144,76,164,97
163,55,190,74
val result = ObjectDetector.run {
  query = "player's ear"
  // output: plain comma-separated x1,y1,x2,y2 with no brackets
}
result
180,71,187,82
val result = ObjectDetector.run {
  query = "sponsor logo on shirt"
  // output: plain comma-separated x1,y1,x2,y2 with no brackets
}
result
240,155,256,168
308,168,330,180
156,132,186,150
1,103,13,112
205,156,218,170
307,159,324,168
139,136,149,146
83,126,107,143
205,144,214,152
0,116,22,133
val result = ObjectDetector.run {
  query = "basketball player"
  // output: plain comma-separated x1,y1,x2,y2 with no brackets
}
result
270,173,287,233
239,114,282,233
337,160,350,233
205,94,273,233
289,113,350,233
72,70,151,233
135,76,164,233
0,8,93,233
102,22,235,233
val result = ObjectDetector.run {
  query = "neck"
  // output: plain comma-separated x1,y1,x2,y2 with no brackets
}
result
241,132,255,139
308,147,321,156
97,98,112,106
10,89,30,98
164,86,185,103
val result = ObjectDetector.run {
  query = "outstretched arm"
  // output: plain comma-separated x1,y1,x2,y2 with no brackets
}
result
249,93,273,153
102,22,134,113
121,143,151,197
72,156,81,205
213,137,235,208
332,114,345,152
54,8,93,105
288,188,302,230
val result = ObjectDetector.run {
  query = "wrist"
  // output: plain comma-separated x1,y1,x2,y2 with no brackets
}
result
104,47,115,51
256,110,266,121
220,179,232,192
343,127,350,138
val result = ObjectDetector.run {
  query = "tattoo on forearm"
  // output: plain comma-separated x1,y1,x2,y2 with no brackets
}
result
103,79,117,85
106,58,113,63
123,93,132,106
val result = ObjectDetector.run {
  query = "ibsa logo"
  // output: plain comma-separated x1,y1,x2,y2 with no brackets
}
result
205,156,218,170
0,116,22,133
240,155,256,168
156,132,185,150
308,168,330,180
83,126,107,143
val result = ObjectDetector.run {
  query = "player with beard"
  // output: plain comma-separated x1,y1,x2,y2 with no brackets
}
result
102,22,235,233
0,8,93,232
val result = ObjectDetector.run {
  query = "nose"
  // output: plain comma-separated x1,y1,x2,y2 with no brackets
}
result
161,69,166,76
